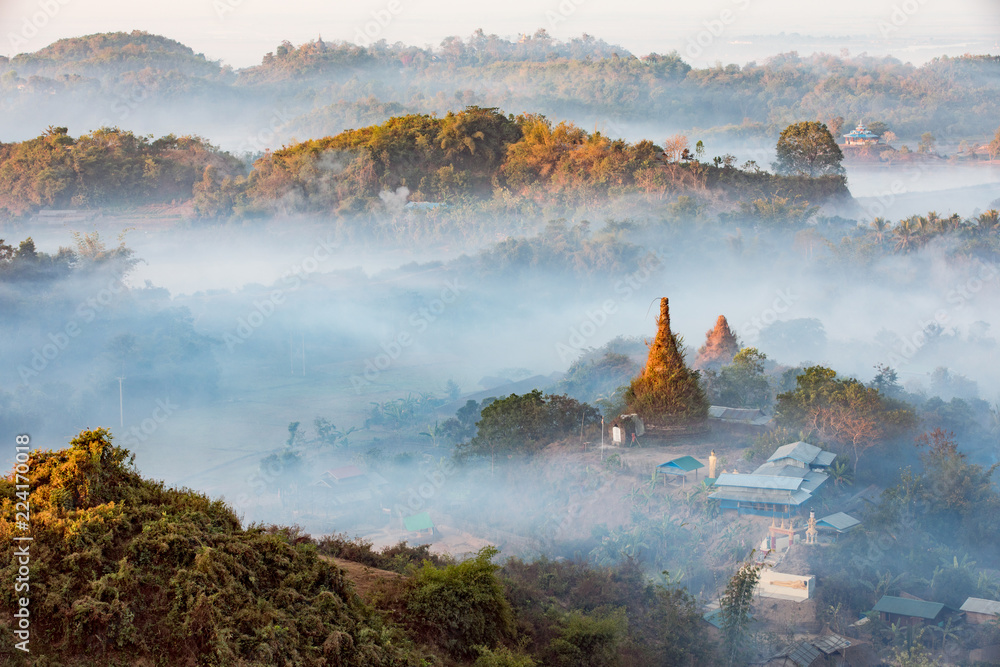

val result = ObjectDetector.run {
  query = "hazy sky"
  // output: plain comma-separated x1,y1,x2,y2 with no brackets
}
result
1,0,998,67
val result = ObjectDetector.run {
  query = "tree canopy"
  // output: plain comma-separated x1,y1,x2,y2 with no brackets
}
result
455,390,599,468
774,121,845,177
775,365,916,472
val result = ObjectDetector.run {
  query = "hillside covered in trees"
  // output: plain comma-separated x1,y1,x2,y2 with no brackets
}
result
0,108,849,218
0,429,717,665
2,31,1000,152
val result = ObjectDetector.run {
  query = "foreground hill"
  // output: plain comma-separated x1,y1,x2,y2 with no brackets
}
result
0,429,716,666
0,429,407,665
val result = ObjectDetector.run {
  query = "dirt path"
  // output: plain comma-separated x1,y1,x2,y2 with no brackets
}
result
321,555,406,601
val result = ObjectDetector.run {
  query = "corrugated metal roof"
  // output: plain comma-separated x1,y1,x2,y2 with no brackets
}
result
752,463,809,478
710,488,798,504
961,598,1000,615
789,489,814,505
800,471,829,493
657,455,704,473
768,441,822,465
814,451,837,467
873,595,944,619
324,465,364,481
817,512,860,532
714,473,803,490
708,405,773,425
404,511,434,532
786,640,822,667
812,634,852,654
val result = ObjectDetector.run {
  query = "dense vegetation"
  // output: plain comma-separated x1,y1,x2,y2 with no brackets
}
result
0,429,725,665
5,31,1000,145
455,390,600,466
0,108,853,219
0,429,407,666
0,126,242,216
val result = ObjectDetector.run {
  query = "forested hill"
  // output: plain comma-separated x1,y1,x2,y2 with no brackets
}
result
3,31,224,78
2,31,1000,146
0,109,850,219
0,127,243,217
0,429,715,665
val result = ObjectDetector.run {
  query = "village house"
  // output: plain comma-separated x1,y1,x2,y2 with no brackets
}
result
960,597,1000,625
871,595,946,628
709,441,834,517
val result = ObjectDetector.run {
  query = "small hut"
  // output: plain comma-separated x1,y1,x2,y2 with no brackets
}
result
961,597,1000,625
657,456,704,486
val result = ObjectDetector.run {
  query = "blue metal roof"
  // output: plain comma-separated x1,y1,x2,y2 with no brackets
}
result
714,473,802,490
817,512,860,532
844,123,879,139
657,455,704,474
768,441,822,465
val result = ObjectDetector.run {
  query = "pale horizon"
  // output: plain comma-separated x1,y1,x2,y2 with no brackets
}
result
1,0,998,68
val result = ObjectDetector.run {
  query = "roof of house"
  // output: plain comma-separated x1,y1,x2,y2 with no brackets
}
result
780,640,822,667
814,451,837,466
708,406,773,425
812,634,852,654
657,455,704,474
324,465,365,481
817,512,861,532
752,462,811,478
710,487,800,504
768,441,823,465
713,473,803,491
961,598,1000,616
403,511,435,532
873,596,944,620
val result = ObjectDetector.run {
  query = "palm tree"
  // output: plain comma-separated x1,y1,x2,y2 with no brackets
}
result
862,570,908,602
869,216,890,244
828,459,854,487
893,218,918,253
977,209,999,235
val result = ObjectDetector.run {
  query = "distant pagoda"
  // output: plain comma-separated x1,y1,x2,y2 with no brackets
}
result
693,315,740,371
624,297,709,427
843,123,879,146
